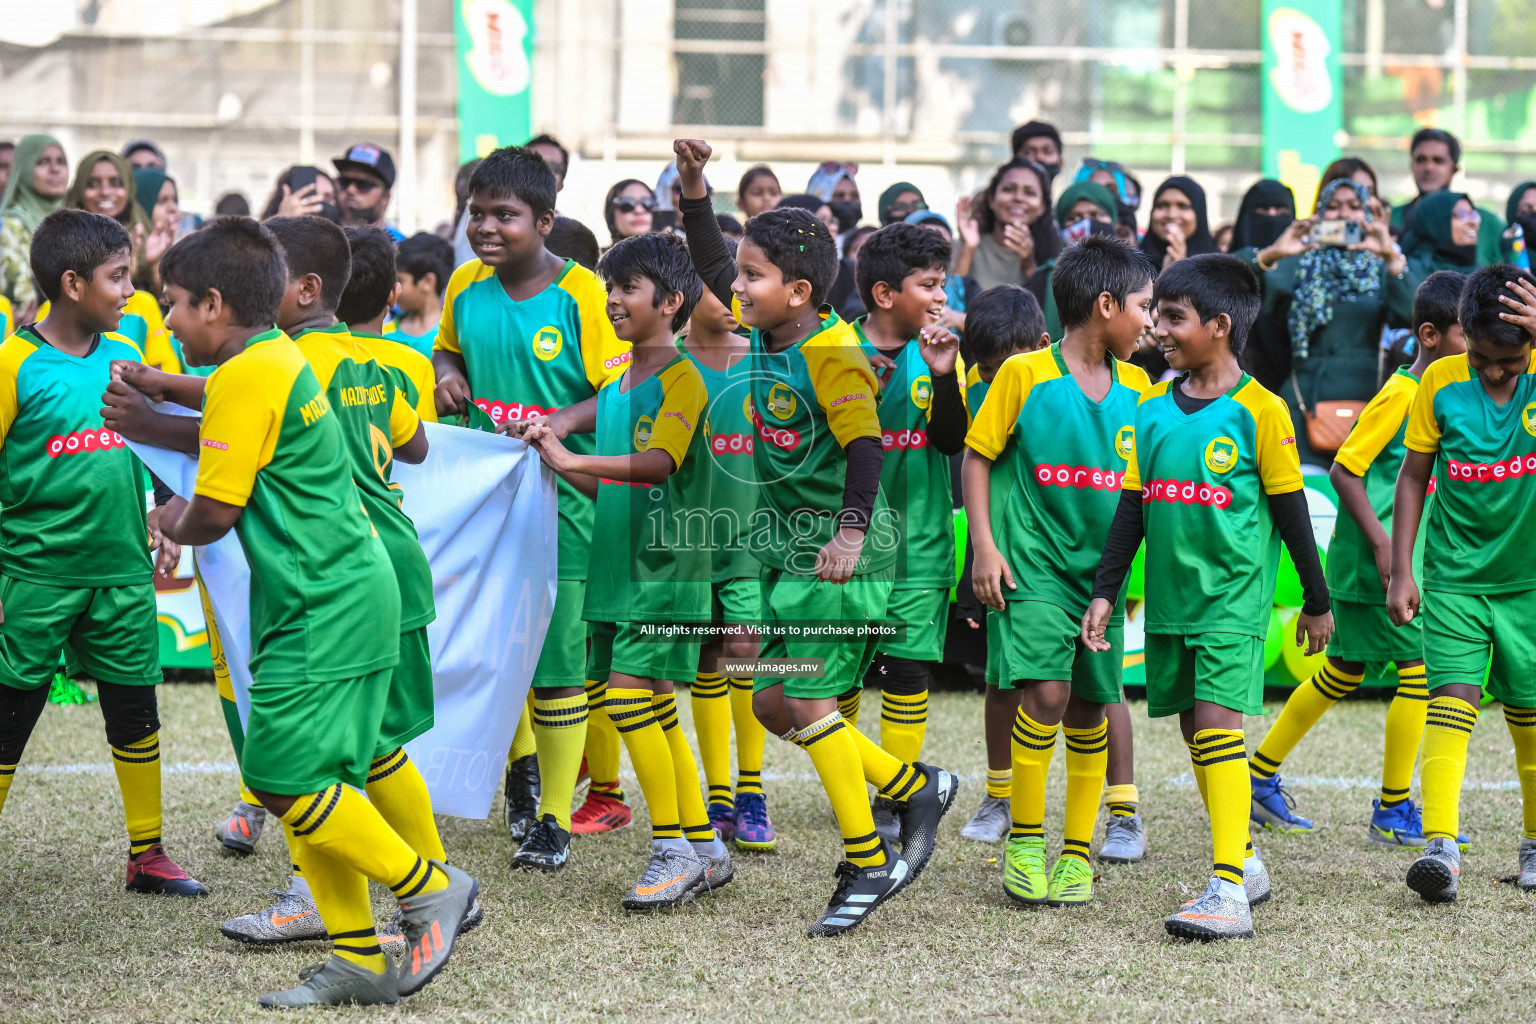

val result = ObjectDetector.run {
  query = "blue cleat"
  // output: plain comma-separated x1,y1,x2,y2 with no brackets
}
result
1368,798,1467,849
1250,774,1315,833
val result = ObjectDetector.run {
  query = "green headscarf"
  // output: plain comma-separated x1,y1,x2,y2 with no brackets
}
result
64,150,152,236
1054,181,1117,224
877,181,924,225
1505,181,1536,228
1400,190,1479,275
0,134,65,233
131,167,170,224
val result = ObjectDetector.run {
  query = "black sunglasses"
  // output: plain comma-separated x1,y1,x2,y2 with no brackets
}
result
337,175,383,194
611,196,657,214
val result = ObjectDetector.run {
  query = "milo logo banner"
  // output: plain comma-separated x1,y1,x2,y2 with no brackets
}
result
1262,0,1343,212
455,0,536,162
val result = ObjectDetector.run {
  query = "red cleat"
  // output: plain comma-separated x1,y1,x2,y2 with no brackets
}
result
570,791,632,834
125,844,209,897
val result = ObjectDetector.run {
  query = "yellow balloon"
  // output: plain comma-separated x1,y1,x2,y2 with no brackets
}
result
1280,611,1327,681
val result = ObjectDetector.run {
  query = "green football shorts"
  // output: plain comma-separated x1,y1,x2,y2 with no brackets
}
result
532,579,589,689
713,578,762,626
876,586,948,663
1144,631,1265,718
241,669,392,795
991,600,1123,704
587,621,701,685
0,575,159,691
376,626,435,756
1422,589,1536,705
1327,598,1423,667
755,563,894,699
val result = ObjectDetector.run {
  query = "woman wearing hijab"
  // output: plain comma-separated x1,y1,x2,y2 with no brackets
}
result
1141,176,1219,271
1250,177,1418,468
1225,179,1298,390
1021,181,1118,340
877,182,926,226
964,157,1061,291
1504,180,1536,265
0,134,70,316
1399,190,1484,278
131,166,180,293
805,163,862,235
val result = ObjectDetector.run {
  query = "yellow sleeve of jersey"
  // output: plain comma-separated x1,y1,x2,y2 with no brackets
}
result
647,361,708,469
805,335,882,447
434,260,492,355
195,355,289,507
0,295,11,340
962,363,981,418
1334,377,1414,477
1115,360,1153,394
964,354,1033,460
0,336,36,449
1243,384,1304,495
562,265,631,391
388,385,420,449
1405,356,1470,454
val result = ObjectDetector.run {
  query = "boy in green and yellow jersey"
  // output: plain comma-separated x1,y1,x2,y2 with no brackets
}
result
434,147,631,867
1245,271,1468,845
141,217,476,1007
1392,265,1536,902
1084,253,1332,941
677,137,957,937
677,237,774,850
390,231,454,358
525,231,734,907
342,226,437,424
964,236,1154,909
0,209,204,898
849,223,967,842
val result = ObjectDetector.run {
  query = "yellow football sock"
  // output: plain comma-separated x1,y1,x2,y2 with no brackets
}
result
1008,710,1059,841
1251,662,1363,780
279,823,309,894
532,694,588,831
1193,728,1248,886
652,692,713,845
1103,782,1139,817
1504,706,1536,839
879,688,928,766
1062,721,1108,864
0,761,15,816
848,722,923,801
796,712,886,868
836,687,862,725
239,780,262,807
1421,696,1478,841
729,677,765,796
365,748,446,863
289,834,384,974
607,688,680,840
583,678,624,801
509,692,537,762
986,767,1013,799
111,732,163,858
1185,739,1209,810
280,783,447,898
690,671,733,810
1380,664,1429,808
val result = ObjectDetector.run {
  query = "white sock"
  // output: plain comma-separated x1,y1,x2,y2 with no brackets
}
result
1217,878,1248,903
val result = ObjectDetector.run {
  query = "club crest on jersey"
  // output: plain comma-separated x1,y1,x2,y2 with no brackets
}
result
1204,435,1237,474
532,326,563,361
1523,401,1536,437
910,374,933,410
633,415,654,451
1115,425,1134,460
766,382,798,421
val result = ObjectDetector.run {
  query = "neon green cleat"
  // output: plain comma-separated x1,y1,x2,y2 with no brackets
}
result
1046,855,1094,906
1002,836,1048,906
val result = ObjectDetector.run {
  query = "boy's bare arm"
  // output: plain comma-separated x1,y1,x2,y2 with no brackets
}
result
1329,461,1391,590
1387,449,1434,625
159,494,243,546
432,350,472,417
111,361,208,409
101,383,200,454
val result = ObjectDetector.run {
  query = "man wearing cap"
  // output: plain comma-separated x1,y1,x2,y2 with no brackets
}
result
334,142,404,242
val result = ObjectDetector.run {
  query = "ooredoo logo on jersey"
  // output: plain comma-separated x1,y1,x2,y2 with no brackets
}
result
48,428,127,457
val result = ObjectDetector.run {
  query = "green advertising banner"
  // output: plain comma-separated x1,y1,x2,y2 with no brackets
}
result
1262,0,1344,214
454,0,535,163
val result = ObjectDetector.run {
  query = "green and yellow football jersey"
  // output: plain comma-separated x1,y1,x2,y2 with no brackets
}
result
1124,374,1303,637
1405,350,1536,594
680,340,758,582
966,344,1150,621
38,291,176,372
293,324,434,633
0,325,151,587
436,258,630,579
583,355,712,623
856,322,957,589
1327,366,1427,604
351,328,437,424
195,328,400,683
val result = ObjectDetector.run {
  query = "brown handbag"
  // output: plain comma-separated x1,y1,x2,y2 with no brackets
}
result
1291,372,1364,454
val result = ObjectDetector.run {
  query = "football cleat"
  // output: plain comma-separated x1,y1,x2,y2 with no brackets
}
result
217,800,267,856
1098,811,1148,863
510,814,571,872
732,791,777,851
125,844,208,897
570,791,632,834
622,839,706,911
258,954,398,1008
958,795,1011,844
708,802,737,844
1165,878,1253,941
1002,836,1048,906
1250,774,1315,833
1406,836,1460,903
1517,837,1536,892
221,889,327,945
503,754,540,842
1046,856,1094,907
806,840,909,937
894,762,958,881
395,862,478,996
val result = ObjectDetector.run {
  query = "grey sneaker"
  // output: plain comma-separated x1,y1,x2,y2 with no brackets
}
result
1098,812,1148,864
959,795,1011,843
690,839,735,897
622,839,707,911
217,801,266,856
258,953,397,1008
380,896,483,955
1165,877,1253,940
395,861,478,996
1519,837,1536,892
1245,849,1272,907
1406,836,1460,903
871,796,901,844
220,889,327,945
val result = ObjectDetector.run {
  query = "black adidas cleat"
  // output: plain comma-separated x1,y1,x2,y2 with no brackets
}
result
503,754,540,841
896,762,958,882
807,840,910,938
510,814,571,872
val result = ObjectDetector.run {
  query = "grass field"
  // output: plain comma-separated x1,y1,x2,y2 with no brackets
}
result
3,682,1535,1023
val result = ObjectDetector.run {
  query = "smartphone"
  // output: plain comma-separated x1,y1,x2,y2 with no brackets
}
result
287,165,322,193
1307,219,1362,247
652,209,678,232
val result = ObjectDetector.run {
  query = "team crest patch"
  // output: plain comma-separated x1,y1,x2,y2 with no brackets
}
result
766,382,798,421
1204,435,1238,474
1115,425,1135,460
742,393,753,423
1523,401,1536,438
634,415,654,451
910,374,933,410
532,326,563,361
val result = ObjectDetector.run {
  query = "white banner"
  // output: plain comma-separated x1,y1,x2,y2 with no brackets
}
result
131,418,557,818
